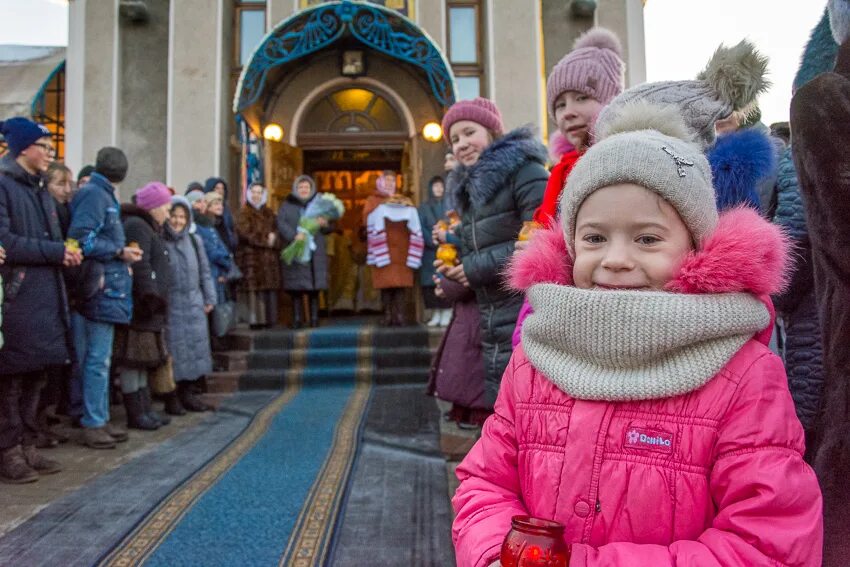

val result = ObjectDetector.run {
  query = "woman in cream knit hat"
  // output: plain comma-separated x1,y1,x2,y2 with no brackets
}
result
451,104,823,567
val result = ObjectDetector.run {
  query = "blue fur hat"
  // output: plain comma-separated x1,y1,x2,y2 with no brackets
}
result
708,128,776,213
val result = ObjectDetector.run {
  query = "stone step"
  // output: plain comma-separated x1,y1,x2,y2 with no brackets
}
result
216,325,440,352
205,366,429,393
214,345,433,373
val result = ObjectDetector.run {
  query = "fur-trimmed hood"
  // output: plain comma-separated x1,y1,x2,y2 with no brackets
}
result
708,127,776,212
447,126,547,211
508,206,790,299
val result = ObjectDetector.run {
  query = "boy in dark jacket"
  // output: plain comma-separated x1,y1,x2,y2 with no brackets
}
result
68,147,141,450
0,117,79,483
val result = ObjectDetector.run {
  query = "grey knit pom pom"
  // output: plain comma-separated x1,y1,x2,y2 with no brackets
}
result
697,40,770,111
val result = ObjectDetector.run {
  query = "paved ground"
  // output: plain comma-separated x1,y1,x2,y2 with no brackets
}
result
0,402,213,538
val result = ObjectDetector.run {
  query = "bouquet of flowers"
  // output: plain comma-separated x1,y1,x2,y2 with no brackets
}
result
281,193,345,265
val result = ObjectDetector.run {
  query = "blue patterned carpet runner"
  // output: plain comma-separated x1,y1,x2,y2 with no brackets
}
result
100,326,374,567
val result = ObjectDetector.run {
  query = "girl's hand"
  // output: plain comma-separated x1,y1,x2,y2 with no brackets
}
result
295,232,306,242
203,304,214,314
432,226,447,245
267,232,277,247
434,259,449,276
445,263,469,286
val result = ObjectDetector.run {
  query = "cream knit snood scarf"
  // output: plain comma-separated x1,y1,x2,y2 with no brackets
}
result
522,284,770,401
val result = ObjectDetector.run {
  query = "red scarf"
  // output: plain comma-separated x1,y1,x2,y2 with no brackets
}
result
532,149,581,226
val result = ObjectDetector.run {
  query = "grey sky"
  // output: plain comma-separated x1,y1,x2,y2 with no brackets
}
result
0,0,831,125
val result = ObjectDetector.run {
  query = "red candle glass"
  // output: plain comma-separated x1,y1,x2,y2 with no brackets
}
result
500,516,570,567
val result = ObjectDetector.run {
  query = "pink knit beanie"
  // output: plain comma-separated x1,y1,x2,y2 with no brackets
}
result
546,27,625,118
136,182,173,211
441,97,505,138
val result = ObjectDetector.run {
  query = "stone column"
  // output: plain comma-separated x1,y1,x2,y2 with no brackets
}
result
596,0,646,87
119,0,169,193
65,0,121,176
167,0,227,192
488,0,545,131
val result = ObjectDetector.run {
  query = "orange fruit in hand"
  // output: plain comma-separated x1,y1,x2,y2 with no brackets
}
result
436,243,458,266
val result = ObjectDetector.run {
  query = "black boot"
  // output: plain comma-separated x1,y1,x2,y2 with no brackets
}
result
392,289,407,327
124,391,159,431
178,380,210,412
309,294,320,328
163,390,186,416
381,290,393,326
291,295,304,329
140,388,170,426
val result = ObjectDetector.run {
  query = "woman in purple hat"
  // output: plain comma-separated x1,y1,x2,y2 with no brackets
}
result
436,97,548,411
112,182,174,431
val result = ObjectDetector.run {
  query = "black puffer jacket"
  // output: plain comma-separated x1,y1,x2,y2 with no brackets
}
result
121,204,171,332
772,148,823,433
448,126,548,406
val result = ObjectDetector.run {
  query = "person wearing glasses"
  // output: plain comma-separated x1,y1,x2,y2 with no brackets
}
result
0,118,80,484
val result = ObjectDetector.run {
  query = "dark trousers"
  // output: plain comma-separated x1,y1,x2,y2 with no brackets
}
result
0,371,47,450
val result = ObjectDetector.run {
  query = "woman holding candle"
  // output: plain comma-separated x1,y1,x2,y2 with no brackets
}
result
438,98,548,408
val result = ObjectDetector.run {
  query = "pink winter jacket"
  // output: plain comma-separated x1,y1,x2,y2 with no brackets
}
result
453,208,824,567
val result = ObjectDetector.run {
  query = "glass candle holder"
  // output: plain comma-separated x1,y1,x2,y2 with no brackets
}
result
500,516,570,567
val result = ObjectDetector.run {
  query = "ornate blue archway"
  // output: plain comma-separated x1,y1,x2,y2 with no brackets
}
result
233,0,456,119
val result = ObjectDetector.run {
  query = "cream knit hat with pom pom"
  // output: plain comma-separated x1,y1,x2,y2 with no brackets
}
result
561,101,718,251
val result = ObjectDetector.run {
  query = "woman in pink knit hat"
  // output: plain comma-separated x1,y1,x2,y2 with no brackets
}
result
112,182,175,431
435,97,548,414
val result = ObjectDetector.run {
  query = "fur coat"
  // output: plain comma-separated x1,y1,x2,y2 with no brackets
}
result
790,17,850,565
236,204,281,291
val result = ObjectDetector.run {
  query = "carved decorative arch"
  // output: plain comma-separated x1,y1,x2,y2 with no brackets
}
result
233,0,456,117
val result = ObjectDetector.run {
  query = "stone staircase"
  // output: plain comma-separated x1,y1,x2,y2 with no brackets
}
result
207,323,443,394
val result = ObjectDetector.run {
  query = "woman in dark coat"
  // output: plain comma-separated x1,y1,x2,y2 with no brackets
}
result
417,175,452,326
113,183,173,430
440,99,548,408
163,197,217,413
771,149,824,444
202,177,238,252
236,182,281,328
277,175,332,328
195,192,234,305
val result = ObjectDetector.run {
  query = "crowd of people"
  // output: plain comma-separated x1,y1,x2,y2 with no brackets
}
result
0,123,347,483
2,2,850,564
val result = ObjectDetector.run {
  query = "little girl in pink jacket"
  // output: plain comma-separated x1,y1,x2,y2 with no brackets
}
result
452,104,824,567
